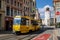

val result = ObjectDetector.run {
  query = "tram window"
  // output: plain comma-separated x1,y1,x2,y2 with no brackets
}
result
21,18,26,25
31,20,38,25
13,19,21,24
26,20,29,25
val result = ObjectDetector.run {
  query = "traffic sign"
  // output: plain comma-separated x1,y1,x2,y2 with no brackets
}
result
56,11,60,15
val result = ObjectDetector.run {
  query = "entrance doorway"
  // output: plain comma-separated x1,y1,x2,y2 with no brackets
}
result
5,21,12,31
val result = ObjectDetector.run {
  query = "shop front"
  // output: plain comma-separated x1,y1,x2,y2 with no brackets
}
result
5,17,13,31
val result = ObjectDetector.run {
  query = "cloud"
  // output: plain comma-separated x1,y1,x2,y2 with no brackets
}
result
38,8,44,13
38,5,54,19
38,5,54,13
44,5,54,11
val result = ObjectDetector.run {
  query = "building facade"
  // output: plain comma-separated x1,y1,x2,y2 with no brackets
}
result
53,0,60,26
35,9,40,20
0,0,36,31
0,0,5,30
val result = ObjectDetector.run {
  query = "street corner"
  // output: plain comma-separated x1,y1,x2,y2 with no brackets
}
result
31,34,51,40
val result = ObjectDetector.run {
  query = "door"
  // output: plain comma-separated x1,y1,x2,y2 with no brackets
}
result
6,21,11,31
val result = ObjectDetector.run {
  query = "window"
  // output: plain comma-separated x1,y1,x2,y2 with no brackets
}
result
26,20,29,26
24,0,25,3
18,11,21,15
20,3,22,7
26,7,27,11
11,8,13,16
27,8,29,12
14,10,17,16
13,18,21,24
24,7,25,11
18,2,19,7
0,0,1,9
30,8,32,13
24,7,27,11
11,0,13,5
14,1,16,6
31,20,38,25
24,12,26,16
21,18,26,25
18,11,19,15
6,7,10,16
26,1,27,4
33,2,34,6
6,0,9,3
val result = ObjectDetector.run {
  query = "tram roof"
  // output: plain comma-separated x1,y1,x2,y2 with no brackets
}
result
14,16,31,19
14,16,40,22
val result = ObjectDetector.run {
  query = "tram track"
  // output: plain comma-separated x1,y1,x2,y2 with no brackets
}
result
0,32,39,40
18,34,38,40
0,34,38,40
0,29,45,40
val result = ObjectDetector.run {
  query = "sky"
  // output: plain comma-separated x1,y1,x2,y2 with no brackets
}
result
36,0,54,19
36,0,53,8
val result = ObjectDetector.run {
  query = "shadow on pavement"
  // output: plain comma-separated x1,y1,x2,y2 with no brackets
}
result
0,31,12,34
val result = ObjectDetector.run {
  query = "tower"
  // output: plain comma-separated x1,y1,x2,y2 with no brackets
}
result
45,7,50,26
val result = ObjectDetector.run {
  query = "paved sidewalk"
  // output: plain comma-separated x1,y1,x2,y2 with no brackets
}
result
0,31,13,37
53,28,60,40
0,34,13,37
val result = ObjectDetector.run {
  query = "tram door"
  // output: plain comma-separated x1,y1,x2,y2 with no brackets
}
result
6,21,12,31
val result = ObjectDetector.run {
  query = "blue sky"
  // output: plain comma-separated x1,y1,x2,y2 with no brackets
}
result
36,0,54,19
36,0,53,8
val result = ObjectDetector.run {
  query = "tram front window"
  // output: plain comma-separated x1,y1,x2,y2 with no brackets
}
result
13,18,21,24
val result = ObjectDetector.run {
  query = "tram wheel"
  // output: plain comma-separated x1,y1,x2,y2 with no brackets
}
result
29,30,32,33
15,31,20,35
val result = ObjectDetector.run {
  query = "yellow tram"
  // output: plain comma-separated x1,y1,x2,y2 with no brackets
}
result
13,15,40,34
